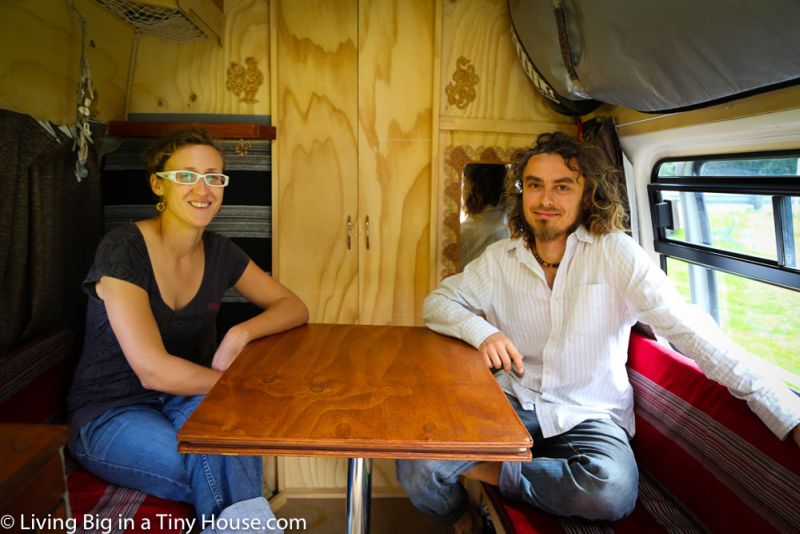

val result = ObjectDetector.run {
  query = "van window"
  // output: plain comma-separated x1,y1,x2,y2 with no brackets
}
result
649,152,800,388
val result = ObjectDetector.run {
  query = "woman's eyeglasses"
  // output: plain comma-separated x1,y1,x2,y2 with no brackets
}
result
155,170,229,188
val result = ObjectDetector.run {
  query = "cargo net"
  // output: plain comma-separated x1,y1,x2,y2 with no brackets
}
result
95,0,206,41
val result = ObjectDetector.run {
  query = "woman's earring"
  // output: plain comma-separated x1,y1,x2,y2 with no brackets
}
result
156,198,166,212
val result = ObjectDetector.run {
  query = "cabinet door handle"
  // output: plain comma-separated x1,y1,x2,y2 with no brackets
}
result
347,215,352,250
365,215,370,250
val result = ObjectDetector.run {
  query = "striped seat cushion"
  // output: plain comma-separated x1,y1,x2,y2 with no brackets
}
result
481,333,800,534
68,464,193,534
628,333,800,533
0,331,195,532
483,471,703,533
0,329,75,423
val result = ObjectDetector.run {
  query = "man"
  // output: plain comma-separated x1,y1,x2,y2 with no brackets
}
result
396,132,800,533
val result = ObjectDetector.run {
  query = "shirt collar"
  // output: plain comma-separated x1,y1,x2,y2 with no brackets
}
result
572,224,596,244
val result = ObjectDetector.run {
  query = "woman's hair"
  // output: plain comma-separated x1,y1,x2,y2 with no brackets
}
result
463,164,508,216
144,127,224,175
505,132,628,247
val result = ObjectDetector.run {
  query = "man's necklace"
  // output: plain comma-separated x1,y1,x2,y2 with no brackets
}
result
532,246,560,269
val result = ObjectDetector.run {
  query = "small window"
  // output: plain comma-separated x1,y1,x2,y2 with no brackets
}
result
658,155,800,178
666,258,800,389
660,190,780,262
650,151,800,387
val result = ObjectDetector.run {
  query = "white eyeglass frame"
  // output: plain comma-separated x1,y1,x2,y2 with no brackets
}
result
155,170,229,188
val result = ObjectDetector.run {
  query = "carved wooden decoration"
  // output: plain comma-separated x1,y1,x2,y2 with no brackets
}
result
445,56,479,109
226,57,264,104
441,145,525,279
233,139,252,156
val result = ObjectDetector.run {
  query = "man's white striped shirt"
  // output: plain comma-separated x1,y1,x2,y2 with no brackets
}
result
424,227,800,439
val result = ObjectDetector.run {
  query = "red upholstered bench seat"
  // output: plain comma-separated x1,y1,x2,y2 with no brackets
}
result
481,332,800,534
483,471,702,533
1,330,194,532
67,463,193,533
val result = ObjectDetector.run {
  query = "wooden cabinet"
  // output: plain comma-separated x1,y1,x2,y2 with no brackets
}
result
270,0,434,497
272,0,433,326
0,425,68,524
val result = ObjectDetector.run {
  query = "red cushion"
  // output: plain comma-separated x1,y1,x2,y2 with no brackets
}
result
1,330,195,531
481,333,800,533
483,472,701,534
627,333,800,533
0,329,75,423
68,466,193,533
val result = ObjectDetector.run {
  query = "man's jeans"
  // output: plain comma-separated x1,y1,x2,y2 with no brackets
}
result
71,394,280,532
396,395,638,524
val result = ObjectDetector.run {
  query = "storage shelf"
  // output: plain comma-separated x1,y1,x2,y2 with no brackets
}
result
107,121,276,140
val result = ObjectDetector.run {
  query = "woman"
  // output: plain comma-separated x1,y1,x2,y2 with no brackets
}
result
67,128,308,531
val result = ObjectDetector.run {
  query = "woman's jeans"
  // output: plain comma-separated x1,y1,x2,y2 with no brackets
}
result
70,394,279,532
396,395,639,525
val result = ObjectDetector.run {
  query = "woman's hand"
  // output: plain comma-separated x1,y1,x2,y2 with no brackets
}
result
479,332,524,375
211,261,308,373
211,325,250,372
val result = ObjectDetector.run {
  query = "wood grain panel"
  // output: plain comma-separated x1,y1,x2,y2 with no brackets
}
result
279,457,401,493
273,0,359,323
0,425,67,517
0,0,132,123
440,0,570,124
357,0,434,326
130,0,269,115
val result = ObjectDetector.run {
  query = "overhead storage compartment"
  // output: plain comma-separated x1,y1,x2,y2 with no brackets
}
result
509,0,800,114
95,0,223,44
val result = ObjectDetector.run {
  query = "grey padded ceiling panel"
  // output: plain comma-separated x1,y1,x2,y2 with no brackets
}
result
510,0,800,114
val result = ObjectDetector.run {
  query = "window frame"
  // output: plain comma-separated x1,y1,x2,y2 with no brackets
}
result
648,149,800,291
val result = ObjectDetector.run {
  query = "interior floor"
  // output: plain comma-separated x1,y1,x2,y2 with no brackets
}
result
273,496,456,534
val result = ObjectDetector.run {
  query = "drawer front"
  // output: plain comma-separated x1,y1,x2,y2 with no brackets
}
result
1,452,66,518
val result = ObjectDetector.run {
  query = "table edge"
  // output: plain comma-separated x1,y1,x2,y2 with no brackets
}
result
178,441,533,462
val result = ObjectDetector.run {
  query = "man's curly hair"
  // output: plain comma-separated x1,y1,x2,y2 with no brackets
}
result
505,132,628,249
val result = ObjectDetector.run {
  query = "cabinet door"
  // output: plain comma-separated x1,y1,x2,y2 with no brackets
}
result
272,0,432,496
275,0,432,326
274,0,359,323
357,0,434,326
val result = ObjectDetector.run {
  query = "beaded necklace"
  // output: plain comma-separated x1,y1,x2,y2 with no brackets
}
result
532,246,560,269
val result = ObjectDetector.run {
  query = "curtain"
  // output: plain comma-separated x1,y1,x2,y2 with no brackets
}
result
582,116,655,340
582,115,630,222
0,110,105,349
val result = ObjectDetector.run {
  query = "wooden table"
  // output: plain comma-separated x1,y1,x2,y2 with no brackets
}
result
178,324,532,533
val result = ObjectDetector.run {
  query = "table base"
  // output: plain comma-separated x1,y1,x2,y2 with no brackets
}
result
346,457,373,534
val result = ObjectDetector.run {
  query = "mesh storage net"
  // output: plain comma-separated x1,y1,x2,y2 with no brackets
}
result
95,0,207,41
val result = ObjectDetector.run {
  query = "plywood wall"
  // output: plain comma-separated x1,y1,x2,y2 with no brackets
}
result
356,0,434,326
130,0,270,115
0,0,133,124
431,0,575,283
439,0,569,124
272,0,360,323
279,457,403,497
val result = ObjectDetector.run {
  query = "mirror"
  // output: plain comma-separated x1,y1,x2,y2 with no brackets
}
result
438,145,526,280
460,163,510,269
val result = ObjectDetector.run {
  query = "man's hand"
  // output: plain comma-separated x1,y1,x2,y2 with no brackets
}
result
479,332,524,375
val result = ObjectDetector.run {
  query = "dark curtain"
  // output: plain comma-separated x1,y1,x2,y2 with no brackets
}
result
0,110,105,350
582,116,655,340
582,115,630,223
